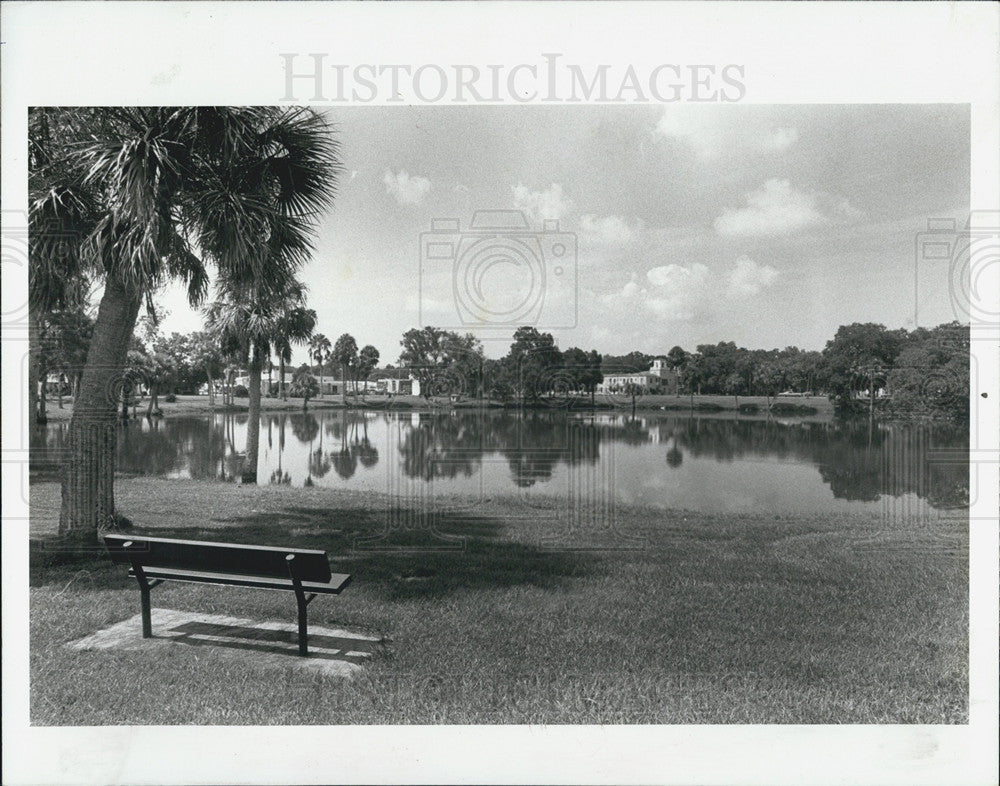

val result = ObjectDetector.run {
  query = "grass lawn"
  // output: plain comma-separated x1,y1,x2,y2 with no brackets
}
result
37,394,386,422
29,478,967,725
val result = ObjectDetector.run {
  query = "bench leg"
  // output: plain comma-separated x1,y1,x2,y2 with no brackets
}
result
140,584,152,638
295,591,308,656
130,563,154,638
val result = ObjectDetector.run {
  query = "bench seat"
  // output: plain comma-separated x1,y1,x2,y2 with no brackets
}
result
129,566,352,594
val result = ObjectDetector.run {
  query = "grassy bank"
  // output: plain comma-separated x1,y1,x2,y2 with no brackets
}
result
37,394,374,422
28,478,967,725
601,393,832,415
37,393,834,423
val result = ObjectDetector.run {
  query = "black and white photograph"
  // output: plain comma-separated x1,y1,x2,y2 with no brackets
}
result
2,3,998,785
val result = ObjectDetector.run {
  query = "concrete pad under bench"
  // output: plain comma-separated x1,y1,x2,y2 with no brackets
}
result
67,608,382,677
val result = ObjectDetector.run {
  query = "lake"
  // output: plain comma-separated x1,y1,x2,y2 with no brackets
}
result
32,409,969,519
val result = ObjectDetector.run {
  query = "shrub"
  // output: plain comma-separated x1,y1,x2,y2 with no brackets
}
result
769,402,818,415
233,385,249,398
289,376,319,401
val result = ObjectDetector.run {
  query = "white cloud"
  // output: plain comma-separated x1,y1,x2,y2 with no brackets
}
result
644,263,712,321
726,255,779,298
511,183,572,221
761,127,798,152
713,179,859,237
578,214,644,246
384,169,431,205
654,108,799,158
654,108,724,159
601,256,779,323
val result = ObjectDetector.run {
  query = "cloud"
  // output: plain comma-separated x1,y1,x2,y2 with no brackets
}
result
643,263,712,320
511,183,572,221
725,256,779,298
601,256,779,322
384,169,431,205
654,108,799,158
578,214,644,246
713,179,860,237
761,127,798,152
654,108,724,159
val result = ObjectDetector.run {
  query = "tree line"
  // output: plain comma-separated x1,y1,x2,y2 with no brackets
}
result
391,321,969,417
34,314,971,422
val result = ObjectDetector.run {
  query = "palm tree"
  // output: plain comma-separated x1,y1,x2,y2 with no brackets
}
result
309,333,331,399
274,338,294,401
333,333,358,406
29,109,99,425
207,277,317,484
356,344,380,400
30,107,340,543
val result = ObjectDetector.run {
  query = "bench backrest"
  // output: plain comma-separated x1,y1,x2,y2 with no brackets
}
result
104,534,332,583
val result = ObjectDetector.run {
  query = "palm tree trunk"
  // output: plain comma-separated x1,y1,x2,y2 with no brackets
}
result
59,278,142,544
341,363,347,405
29,315,44,424
205,365,216,407
279,355,287,400
242,344,263,484
37,340,50,424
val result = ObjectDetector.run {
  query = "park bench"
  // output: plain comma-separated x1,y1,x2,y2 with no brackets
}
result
104,534,352,656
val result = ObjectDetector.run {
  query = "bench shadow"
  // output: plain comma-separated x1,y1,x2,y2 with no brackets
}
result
164,620,379,664
170,504,605,601
32,503,607,600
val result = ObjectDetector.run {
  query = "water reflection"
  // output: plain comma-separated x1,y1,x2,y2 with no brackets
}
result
31,410,969,514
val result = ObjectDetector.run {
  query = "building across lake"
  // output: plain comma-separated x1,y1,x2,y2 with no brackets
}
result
597,358,680,395
203,368,421,398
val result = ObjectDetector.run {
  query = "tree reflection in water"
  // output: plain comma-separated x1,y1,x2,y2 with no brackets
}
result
31,410,969,510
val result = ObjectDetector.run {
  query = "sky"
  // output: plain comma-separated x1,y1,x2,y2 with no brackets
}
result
155,104,970,364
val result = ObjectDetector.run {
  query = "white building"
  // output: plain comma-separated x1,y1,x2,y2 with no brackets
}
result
209,371,373,397
597,358,679,394
373,371,421,397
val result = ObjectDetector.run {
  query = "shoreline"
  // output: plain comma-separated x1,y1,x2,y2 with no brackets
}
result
27,475,894,543
34,392,836,423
